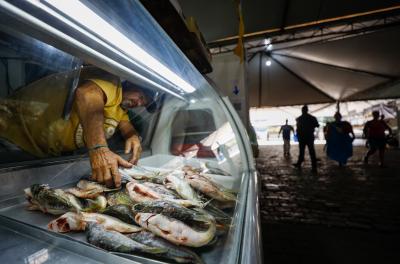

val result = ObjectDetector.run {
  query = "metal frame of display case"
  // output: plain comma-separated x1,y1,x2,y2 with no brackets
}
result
0,0,262,263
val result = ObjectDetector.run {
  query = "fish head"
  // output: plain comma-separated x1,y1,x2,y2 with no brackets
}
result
48,212,84,232
30,184,49,197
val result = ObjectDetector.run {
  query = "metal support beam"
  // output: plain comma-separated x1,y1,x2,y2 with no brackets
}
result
268,52,336,102
280,0,290,31
273,53,397,80
342,78,400,101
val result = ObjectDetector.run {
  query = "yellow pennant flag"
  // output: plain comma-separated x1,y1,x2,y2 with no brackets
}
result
233,0,245,63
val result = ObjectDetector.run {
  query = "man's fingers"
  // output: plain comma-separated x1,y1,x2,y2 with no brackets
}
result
103,167,113,188
111,165,121,188
130,144,141,165
125,140,132,154
117,155,133,168
96,168,104,183
91,170,98,182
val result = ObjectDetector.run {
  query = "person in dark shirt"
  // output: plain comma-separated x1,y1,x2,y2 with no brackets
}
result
293,105,319,171
363,110,392,167
278,119,294,156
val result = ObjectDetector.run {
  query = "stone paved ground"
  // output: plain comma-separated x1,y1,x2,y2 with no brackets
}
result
257,144,400,264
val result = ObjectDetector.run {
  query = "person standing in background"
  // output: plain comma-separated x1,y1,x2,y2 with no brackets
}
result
293,105,319,171
363,110,392,167
278,119,294,156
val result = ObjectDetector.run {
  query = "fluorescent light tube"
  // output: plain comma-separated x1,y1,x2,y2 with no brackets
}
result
44,0,196,93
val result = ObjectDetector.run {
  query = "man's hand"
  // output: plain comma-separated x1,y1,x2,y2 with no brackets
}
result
125,135,142,164
89,147,132,188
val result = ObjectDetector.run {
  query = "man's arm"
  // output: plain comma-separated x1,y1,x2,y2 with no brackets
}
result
278,126,283,137
118,120,142,164
363,122,369,138
75,81,131,187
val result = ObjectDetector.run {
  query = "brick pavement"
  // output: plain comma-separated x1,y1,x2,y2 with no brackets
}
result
257,144,400,264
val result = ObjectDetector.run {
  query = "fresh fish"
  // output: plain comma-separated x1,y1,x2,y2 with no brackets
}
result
126,181,201,207
119,166,167,184
48,212,142,233
184,174,236,204
65,187,103,199
77,180,120,192
65,180,120,199
47,212,86,232
24,184,81,215
181,165,202,176
82,195,107,212
132,201,216,247
106,191,135,206
102,204,136,225
164,174,203,206
203,162,231,176
86,222,165,254
127,230,204,263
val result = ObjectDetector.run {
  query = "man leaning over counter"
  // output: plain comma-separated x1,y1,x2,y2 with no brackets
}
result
0,66,159,188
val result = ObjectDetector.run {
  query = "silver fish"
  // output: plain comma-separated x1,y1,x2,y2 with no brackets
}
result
184,174,236,204
164,174,203,206
66,180,120,199
128,230,204,263
86,223,165,254
132,201,216,247
126,181,201,208
119,166,167,184
48,212,142,233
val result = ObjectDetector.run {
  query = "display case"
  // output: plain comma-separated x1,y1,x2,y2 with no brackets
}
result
0,1,261,263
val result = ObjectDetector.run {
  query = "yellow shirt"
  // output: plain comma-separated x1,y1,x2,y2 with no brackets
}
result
0,69,129,157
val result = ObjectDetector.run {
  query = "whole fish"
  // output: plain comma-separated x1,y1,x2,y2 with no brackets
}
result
132,201,216,247
102,204,136,225
164,174,203,206
25,184,81,215
106,191,135,206
119,166,167,184
77,180,120,192
202,163,231,176
126,181,201,207
127,230,204,264
184,174,236,204
48,212,142,233
86,222,165,254
66,180,120,199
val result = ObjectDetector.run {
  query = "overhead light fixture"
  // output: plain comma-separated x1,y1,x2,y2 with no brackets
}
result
190,99,196,104
265,60,271,66
264,38,270,45
43,0,196,93
267,44,273,50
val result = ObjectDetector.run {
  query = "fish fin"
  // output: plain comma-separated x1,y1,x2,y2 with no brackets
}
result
219,190,237,201
142,246,168,255
26,203,39,211
222,188,238,194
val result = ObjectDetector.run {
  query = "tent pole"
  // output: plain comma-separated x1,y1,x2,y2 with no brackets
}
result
397,102,400,148
258,52,263,107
